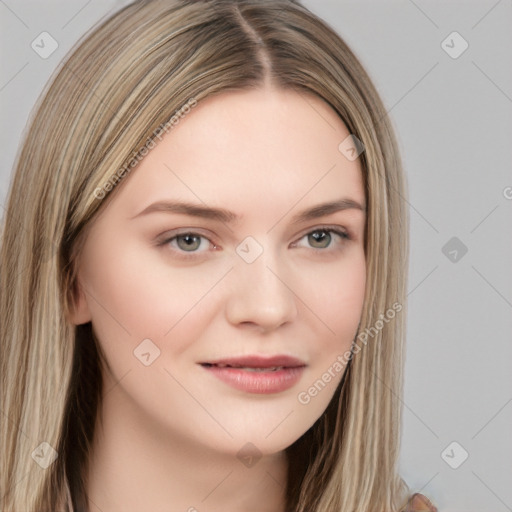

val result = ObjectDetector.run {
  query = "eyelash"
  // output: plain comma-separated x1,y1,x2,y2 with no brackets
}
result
157,225,351,261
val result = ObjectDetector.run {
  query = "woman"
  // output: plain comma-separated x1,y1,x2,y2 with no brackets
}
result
0,1,438,511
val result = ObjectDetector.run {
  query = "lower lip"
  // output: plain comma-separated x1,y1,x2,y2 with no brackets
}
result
201,365,305,394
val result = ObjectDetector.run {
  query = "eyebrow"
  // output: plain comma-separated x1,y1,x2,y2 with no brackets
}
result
131,198,366,224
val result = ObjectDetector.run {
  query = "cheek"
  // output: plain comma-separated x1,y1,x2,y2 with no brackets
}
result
330,259,366,337
295,249,366,347
80,238,229,356
291,252,365,419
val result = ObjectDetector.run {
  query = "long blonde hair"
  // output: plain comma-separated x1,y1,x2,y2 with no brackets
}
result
0,1,412,510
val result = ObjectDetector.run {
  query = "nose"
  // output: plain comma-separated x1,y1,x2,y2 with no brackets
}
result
224,247,298,333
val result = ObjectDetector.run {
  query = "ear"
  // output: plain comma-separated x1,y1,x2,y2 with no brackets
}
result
67,276,92,325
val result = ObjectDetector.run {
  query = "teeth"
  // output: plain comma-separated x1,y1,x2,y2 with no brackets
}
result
244,366,283,372
204,363,286,371
221,365,283,372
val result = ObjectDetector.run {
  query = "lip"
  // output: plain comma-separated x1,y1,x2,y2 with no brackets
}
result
199,354,307,394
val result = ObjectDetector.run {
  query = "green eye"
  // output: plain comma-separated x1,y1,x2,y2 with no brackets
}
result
157,230,215,260
307,230,332,248
175,233,203,252
159,226,350,260
298,228,349,250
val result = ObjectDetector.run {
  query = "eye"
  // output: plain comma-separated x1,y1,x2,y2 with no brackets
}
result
156,226,351,260
158,231,215,257
174,233,206,252
293,227,350,250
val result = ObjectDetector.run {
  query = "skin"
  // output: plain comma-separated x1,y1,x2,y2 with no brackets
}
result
70,85,367,512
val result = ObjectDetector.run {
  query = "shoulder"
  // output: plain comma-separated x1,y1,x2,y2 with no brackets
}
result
403,493,438,512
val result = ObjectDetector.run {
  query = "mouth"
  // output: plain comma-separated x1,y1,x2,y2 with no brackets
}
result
198,355,306,394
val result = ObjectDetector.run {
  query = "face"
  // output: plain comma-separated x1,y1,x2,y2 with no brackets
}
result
70,86,367,456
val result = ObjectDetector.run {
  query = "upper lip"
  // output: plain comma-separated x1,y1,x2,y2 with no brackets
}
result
199,355,306,368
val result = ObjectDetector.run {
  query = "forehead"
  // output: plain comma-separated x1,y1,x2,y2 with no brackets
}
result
111,87,365,220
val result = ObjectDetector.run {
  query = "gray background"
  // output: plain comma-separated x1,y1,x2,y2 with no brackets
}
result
1,1,511,510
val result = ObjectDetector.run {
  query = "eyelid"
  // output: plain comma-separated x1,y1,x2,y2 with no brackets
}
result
156,227,215,244
293,224,350,242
